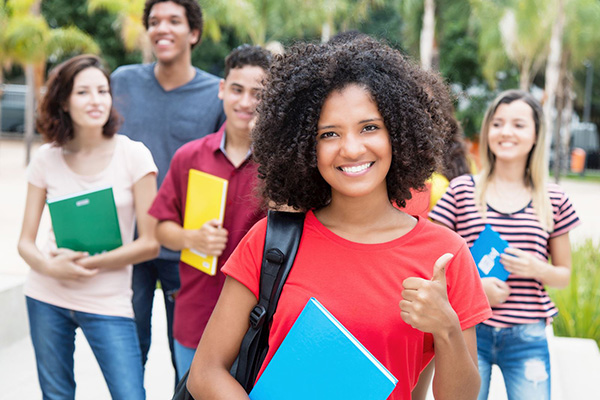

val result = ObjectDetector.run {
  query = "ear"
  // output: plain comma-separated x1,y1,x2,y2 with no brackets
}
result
189,29,200,46
218,79,225,100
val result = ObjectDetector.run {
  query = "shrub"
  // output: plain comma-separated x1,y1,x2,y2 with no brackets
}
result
549,239,600,347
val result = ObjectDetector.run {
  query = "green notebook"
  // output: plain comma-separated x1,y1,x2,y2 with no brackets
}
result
47,186,123,255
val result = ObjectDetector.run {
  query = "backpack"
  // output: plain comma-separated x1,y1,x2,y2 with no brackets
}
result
172,210,305,399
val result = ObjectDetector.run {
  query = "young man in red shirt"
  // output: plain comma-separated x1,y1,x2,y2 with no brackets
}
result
147,45,271,380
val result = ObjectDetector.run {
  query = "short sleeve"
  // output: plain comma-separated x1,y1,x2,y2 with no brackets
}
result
26,143,52,189
445,240,492,330
148,147,184,224
549,185,581,238
429,178,460,230
221,217,268,299
125,138,158,183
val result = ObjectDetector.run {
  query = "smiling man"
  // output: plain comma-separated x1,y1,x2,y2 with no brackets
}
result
110,0,226,381
147,45,272,380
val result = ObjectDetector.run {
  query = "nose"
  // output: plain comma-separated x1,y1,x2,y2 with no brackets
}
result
239,91,255,109
340,133,365,159
90,90,100,104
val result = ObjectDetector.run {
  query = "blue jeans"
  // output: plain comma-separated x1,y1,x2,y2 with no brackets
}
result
132,258,180,378
477,321,551,400
26,297,145,400
174,339,197,381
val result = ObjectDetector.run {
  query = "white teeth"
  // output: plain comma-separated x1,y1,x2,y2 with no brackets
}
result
340,163,372,174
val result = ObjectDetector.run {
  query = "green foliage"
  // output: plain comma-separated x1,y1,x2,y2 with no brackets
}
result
42,0,140,70
4,15,49,64
549,240,600,347
46,26,100,62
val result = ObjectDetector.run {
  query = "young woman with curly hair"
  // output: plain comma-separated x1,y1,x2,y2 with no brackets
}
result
17,54,159,399
430,90,580,400
188,37,492,400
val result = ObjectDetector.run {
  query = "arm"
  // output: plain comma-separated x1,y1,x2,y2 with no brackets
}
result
78,173,160,270
187,276,256,399
156,219,228,256
17,183,95,280
400,254,480,400
500,232,572,288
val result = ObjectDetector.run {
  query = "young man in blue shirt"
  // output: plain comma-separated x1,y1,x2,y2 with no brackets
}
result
111,0,226,379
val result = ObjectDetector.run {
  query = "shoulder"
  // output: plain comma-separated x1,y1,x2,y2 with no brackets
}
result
193,67,221,84
111,63,150,79
418,218,466,247
31,142,60,162
448,174,475,190
115,134,153,158
111,64,153,90
174,131,219,159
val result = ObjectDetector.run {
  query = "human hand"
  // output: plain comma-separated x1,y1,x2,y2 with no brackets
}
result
184,219,228,257
399,253,459,336
47,248,98,280
480,277,510,306
500,247,546,279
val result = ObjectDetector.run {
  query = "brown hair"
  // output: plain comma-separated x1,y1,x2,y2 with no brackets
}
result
36,54,121,146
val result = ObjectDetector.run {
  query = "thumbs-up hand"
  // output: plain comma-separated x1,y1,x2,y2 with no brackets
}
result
399,253,460,335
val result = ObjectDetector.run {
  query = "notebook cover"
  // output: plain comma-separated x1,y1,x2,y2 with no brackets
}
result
47,186,122,255
249,298,398,400
180,169,228,276
469,224,510,281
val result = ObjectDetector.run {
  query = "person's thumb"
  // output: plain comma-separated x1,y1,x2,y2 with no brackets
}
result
431,253,453,284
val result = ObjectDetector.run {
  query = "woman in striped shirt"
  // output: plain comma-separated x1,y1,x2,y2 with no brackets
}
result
430,89,580,400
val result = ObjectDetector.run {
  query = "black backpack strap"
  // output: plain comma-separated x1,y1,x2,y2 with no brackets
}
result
233,210,305,392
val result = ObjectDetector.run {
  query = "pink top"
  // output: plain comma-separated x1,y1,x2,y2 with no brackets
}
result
25,134,157,318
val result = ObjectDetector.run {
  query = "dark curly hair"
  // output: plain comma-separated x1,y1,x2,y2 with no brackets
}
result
224,44,272,79
143,0,203,48
252,37,454,211
36,54,120,146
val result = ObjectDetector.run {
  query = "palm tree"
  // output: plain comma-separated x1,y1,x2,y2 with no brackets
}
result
87,0,153,62
470,0,553,90
4,0,99,163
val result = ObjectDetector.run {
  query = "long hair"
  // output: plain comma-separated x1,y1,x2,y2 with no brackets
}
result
475,89,553,231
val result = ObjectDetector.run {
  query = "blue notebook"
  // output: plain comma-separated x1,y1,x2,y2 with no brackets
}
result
249,298,398,400
469,224,510,281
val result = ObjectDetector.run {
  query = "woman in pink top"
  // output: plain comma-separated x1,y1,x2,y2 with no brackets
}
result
17,55,159,400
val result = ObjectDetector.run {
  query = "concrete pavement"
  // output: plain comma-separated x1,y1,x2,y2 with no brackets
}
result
1,138,599,399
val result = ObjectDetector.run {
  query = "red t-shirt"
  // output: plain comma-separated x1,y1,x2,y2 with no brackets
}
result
149,124,265,347
223,211,492,399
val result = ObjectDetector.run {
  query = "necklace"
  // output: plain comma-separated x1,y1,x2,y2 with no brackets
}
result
487,180,531,213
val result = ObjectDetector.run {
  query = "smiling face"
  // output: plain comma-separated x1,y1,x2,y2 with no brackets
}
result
316,84,392,202
147,1,199,65
218,65,266,139
487,99,537,166
65,67,112,133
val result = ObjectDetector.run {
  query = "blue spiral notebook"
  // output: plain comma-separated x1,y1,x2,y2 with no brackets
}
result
469,224,510,281
249,298,398,400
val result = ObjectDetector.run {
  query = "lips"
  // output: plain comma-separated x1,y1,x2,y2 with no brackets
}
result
337,162,374,174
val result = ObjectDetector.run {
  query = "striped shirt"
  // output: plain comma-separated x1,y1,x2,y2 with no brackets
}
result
429,175,580,327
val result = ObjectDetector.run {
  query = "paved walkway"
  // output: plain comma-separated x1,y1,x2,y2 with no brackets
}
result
1,138,599,399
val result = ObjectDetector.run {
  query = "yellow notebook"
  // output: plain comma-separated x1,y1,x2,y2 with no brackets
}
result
180,169,228,276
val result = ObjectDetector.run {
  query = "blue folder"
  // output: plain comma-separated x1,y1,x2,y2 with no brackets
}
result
249,298,398,400
469,224,510,281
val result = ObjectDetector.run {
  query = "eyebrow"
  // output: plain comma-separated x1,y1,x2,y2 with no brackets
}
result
317,117,383,130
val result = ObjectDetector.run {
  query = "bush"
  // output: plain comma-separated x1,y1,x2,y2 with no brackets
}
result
549,239,600,347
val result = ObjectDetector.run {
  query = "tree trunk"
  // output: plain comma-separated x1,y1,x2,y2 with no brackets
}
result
0,69,4,134
544,0,565,166
420,0,436,70
561,76,574,174
24,64,35,165
520,64,531,91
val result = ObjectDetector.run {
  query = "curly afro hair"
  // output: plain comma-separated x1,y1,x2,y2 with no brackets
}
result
252,36,454,211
